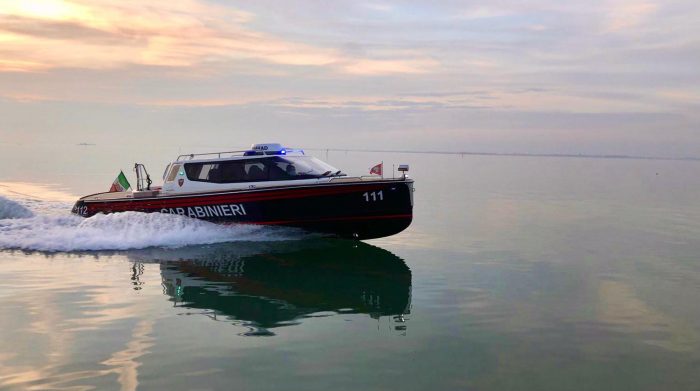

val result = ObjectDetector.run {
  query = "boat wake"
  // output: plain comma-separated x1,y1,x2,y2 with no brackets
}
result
0,196,34,219
0,195,304,252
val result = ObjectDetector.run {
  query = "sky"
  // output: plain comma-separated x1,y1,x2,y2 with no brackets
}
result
0,0,699,157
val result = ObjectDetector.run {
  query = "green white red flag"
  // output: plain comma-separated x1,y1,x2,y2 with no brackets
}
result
109,171,131,192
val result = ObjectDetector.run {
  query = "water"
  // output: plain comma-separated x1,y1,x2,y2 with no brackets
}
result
2,146,700,390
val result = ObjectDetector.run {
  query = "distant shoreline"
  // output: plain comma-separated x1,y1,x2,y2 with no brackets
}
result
306,148,700,162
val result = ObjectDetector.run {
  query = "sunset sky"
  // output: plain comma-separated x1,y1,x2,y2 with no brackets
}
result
1,0,699,157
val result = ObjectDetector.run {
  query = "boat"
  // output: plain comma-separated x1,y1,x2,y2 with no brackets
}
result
71,143,414,239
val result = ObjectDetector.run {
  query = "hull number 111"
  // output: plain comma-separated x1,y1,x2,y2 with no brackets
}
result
363,191,384,202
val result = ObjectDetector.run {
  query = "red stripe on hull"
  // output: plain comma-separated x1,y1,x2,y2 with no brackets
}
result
85,183,388,210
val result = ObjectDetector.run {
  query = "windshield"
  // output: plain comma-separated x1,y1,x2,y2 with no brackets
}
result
270,156,340,179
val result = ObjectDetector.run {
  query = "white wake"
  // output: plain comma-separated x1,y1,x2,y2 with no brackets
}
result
0,195,300,252
0,196,34,219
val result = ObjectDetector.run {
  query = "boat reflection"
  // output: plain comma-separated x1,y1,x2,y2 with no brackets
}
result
130,239,411,336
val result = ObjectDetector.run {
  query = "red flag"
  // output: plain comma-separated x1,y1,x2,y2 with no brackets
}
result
369,162,383,176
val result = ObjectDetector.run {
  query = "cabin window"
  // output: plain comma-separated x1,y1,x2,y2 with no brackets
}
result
244,161,267,181
184,160,267,183
162,164,171,180
166,164,181,182
183,156,339,183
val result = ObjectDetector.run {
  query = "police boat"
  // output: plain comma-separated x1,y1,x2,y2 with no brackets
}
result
72,143,414,239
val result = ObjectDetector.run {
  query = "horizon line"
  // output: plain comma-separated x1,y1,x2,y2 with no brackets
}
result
304,148,700,162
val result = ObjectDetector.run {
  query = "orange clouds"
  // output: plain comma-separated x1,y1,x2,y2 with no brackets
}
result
0,0,436,75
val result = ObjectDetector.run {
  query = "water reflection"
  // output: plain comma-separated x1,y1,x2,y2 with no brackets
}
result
128,239,412,336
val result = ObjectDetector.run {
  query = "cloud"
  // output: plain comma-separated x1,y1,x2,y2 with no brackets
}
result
1,0,699,156
453,6,514,20
140,86,649,113
605,0,658,32
362,3,395,13
0,0,436,75
0,92,52,103
0,59,48,72
340,58,438,75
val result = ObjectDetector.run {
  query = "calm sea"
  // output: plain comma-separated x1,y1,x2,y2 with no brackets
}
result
1,144,700,390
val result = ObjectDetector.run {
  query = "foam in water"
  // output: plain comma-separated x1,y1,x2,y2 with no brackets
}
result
0,196,302,252
0,196,34,219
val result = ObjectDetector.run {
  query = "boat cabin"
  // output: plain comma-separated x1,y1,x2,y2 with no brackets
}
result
156,143,345,194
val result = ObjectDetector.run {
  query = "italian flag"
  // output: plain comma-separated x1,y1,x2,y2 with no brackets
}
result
109,171,131,192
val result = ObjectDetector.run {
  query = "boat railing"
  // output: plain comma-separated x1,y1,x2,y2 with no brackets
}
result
176,150,249,161
134,163,152,191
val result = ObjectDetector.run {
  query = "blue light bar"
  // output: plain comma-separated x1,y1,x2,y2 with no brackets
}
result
244,147,302,156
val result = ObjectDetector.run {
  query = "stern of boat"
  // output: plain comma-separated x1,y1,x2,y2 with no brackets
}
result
71,199,89,217
286,177,415,240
